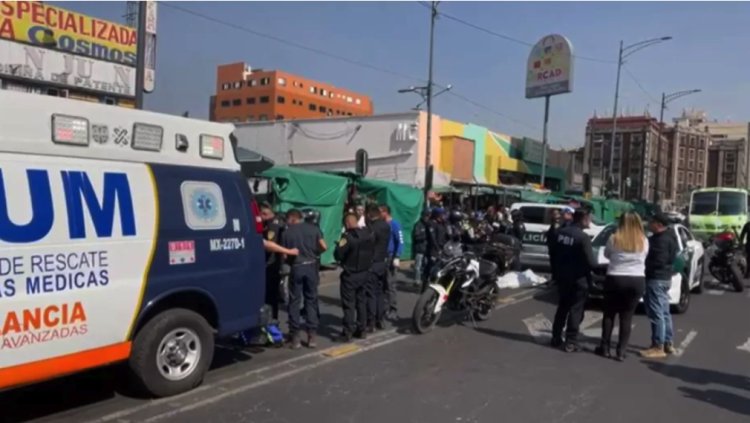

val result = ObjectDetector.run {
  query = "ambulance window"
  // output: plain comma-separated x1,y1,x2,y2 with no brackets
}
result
181,181,227,231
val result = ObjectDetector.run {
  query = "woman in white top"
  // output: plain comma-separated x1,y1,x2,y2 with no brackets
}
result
596,211,649,361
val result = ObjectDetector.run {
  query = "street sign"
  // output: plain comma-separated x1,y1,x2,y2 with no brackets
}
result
525,34,574,99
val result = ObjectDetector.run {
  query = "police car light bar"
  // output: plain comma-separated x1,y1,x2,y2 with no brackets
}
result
52,114,89,146
200,135,225,159
132,123,164,151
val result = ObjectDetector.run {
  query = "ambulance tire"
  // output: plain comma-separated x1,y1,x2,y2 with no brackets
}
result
129,308,215,398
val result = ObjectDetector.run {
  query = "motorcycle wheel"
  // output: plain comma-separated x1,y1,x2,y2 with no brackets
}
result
412,289,442,334
729,262,745,293
473,286,498,321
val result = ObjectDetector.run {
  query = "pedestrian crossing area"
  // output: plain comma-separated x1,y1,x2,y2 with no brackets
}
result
520,309,700,357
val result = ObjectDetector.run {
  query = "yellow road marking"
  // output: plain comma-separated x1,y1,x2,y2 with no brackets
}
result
322,344,361,358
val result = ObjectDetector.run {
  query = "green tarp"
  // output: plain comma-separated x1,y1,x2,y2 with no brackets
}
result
261,166,348,265
356,178,424,259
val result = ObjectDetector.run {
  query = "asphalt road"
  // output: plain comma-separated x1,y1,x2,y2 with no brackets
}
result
4,269,750,423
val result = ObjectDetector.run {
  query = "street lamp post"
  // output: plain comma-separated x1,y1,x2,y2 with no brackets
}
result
653,89,702,204
607,36,672,196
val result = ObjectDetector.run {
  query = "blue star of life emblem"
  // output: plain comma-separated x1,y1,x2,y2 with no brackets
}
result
191,190,219,221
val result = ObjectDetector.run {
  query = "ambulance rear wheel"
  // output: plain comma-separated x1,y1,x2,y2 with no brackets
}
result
129,308,214,397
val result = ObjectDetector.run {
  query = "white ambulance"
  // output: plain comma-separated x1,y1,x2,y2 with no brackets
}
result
0,91,267,397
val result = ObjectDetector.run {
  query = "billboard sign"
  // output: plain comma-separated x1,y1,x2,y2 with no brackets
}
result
0,1,136,67
525,34,573,99
0,38,135,96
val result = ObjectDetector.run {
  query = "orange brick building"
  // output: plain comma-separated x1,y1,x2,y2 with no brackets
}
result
210,63,374,123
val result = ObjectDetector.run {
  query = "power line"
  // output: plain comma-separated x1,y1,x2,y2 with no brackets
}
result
623,66,659,105
431,4,615,64
161,2,537,130
161,2,421,83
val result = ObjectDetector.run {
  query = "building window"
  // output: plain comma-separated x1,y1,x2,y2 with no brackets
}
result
247,115,255,120
688,149,695,160
220,100,230,107
346,96,353,103
355,98,362,105
246,97,256,105
678,170,684,183
680,135,686,146
276,115,284,120
277,77,286,86
259,114,268,121
222,83,231,90
249,79,258,87
327,111,332,116
298,100,304,107
697,173,703,184
347,112,353,116
310,86,317,94
321,89,328,96
319,105,327,113
260,77,270,86
329,92,334,98
690,136,696,147
679,147,685,158
233,81,242,89
277,96,285,104
309,103,316,111
260,96,270,104
232,99,241,106
687,172,694,185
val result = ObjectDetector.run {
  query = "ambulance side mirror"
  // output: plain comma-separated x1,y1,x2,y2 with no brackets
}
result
176,134,189,152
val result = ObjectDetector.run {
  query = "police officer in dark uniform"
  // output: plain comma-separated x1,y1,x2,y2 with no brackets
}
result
425,208,449,291
366,204,391,331
551,208,598,352
281,209,327,349
335,213,375,341
259,203,286,321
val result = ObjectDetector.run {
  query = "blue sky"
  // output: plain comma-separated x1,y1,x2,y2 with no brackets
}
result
59,1,750,148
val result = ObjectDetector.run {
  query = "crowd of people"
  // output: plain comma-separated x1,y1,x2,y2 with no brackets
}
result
259,203,404,348
259,198,681,361
548,208,679,361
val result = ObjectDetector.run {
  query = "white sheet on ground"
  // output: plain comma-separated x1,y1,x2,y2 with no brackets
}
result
496,269,548,289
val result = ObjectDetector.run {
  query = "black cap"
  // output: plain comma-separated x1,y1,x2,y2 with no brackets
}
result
650,212,670,226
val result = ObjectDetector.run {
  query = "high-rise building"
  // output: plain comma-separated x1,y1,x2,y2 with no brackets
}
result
665,112,711,208
584,115,667,203
210,63,374,123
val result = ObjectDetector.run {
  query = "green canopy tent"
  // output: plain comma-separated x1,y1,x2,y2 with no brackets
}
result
355,178,424,259
261,166,349,265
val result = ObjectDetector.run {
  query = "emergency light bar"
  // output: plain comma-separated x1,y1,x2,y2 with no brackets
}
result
132,123,163,151
200,135,225,159
52,114,89,146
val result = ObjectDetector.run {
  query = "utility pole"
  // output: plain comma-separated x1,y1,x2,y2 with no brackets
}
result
607,36,671,196
653,88,701,204
134,2,147,109
424,1,438,200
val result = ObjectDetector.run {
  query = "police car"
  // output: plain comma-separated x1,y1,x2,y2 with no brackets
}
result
0,91,267,397
510,203,605,268
590,223,705,314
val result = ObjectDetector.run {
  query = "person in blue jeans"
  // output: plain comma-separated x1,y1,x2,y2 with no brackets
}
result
641,213,679,359
380,205,403,319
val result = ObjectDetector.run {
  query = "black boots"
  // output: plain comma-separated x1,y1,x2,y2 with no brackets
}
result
595,342,611,358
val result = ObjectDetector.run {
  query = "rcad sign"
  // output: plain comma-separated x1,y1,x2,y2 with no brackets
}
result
525,34,574,99
0,38,134,96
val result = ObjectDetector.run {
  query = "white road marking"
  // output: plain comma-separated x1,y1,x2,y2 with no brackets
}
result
84,286,549,423
737,338,750,353
706,289,726,296
673,330,698,357
141,334,410,423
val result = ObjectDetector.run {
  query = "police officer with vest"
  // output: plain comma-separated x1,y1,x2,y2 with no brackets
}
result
335,213,375,341
366,204,391,331
260,203,286,321
551,208,598,352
